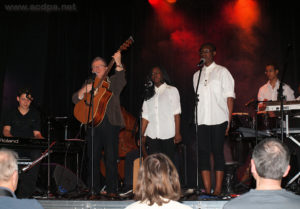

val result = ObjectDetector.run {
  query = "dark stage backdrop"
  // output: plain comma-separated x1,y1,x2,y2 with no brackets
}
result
1,0,299,186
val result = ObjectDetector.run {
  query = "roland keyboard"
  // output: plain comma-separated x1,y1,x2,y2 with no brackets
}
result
265,101,300,111
0,137,81,152
0,137,84,154
0,137,49,149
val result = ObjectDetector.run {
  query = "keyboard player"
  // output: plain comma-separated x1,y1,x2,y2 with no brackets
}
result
2,88,44,198
257,63,295,110
257,64,300,184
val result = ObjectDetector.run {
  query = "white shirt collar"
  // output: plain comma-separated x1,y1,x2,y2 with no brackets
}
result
267,79,279,90
155,82,167,93
203,62,216,72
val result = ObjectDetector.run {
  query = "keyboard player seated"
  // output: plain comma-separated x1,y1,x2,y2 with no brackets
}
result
257,63,300,185
257,63,295,113
2,88,44,198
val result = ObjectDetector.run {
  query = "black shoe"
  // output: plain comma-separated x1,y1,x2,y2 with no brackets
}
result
119,189,133,198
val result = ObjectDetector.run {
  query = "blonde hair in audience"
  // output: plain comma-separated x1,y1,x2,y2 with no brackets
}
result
134,153,181,206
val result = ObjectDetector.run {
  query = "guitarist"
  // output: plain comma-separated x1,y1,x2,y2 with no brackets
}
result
72,51,126,197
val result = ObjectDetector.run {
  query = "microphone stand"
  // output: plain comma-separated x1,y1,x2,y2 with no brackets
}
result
277,44,292,142
137,83,152,164
277,83,285,142
86,76,96,196
193,64,204,195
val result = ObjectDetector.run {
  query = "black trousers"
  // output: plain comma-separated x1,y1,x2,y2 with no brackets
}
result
197,122,228,171
86,115,120,194
146,137,176,164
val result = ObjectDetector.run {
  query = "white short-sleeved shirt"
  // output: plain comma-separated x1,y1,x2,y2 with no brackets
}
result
257,80,295,101
125,200,192,209
142,83,181,139
193,62,235,126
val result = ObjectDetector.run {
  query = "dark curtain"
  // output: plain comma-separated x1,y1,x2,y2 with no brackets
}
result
1,0,299,187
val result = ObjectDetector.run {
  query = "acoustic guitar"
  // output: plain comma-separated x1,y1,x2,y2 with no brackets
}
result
73,36,134,126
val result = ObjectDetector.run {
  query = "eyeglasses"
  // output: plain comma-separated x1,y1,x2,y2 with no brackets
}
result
199,49,211,55
92,64,107,69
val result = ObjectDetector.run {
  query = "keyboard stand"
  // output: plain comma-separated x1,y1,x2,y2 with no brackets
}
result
283,114,300,188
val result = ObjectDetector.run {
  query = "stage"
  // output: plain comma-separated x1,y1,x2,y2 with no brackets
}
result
38,199,227,209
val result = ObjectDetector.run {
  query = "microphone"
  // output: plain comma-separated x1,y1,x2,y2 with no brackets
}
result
197,58,206,67
144,80,153,88
87,72,97,82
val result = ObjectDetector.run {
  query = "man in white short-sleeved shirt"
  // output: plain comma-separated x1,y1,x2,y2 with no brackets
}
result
193,42,235,195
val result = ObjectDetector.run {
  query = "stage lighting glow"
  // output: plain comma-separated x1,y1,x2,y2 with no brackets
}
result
166,0,176,3
224,0,259,31
148,0,160,5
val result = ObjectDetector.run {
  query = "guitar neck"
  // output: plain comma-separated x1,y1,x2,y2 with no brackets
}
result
94,36,134,87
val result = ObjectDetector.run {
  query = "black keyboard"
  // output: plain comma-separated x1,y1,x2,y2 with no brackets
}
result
0,137,82,152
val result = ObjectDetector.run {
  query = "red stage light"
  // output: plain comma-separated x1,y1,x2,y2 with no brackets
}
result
224,0,259,31
166,0,176,3
148,0,160,5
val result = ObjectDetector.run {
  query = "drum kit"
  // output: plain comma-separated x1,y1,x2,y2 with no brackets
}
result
224,100,300,194
230,100,300,140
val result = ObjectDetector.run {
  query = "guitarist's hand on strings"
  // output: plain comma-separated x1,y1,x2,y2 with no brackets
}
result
113,51,124,71
77,83,93,100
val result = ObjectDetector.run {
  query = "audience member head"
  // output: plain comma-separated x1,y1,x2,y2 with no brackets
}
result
0,148,19,191
252,138,290,180
134,153,181,206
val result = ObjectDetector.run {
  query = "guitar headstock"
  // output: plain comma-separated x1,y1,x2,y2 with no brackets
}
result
119,36,134,51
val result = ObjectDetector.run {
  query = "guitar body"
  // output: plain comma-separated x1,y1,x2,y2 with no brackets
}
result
74,80,112,127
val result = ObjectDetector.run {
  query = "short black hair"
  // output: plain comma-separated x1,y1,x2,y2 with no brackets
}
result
144,66,172,101
199,42,216,52
17,87,32,97
265,63,279,71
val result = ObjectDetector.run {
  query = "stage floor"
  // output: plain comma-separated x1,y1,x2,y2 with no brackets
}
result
38,199,228,209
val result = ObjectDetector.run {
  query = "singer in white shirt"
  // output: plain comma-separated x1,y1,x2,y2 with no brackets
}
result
193,43,235,195
141,66,182,164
